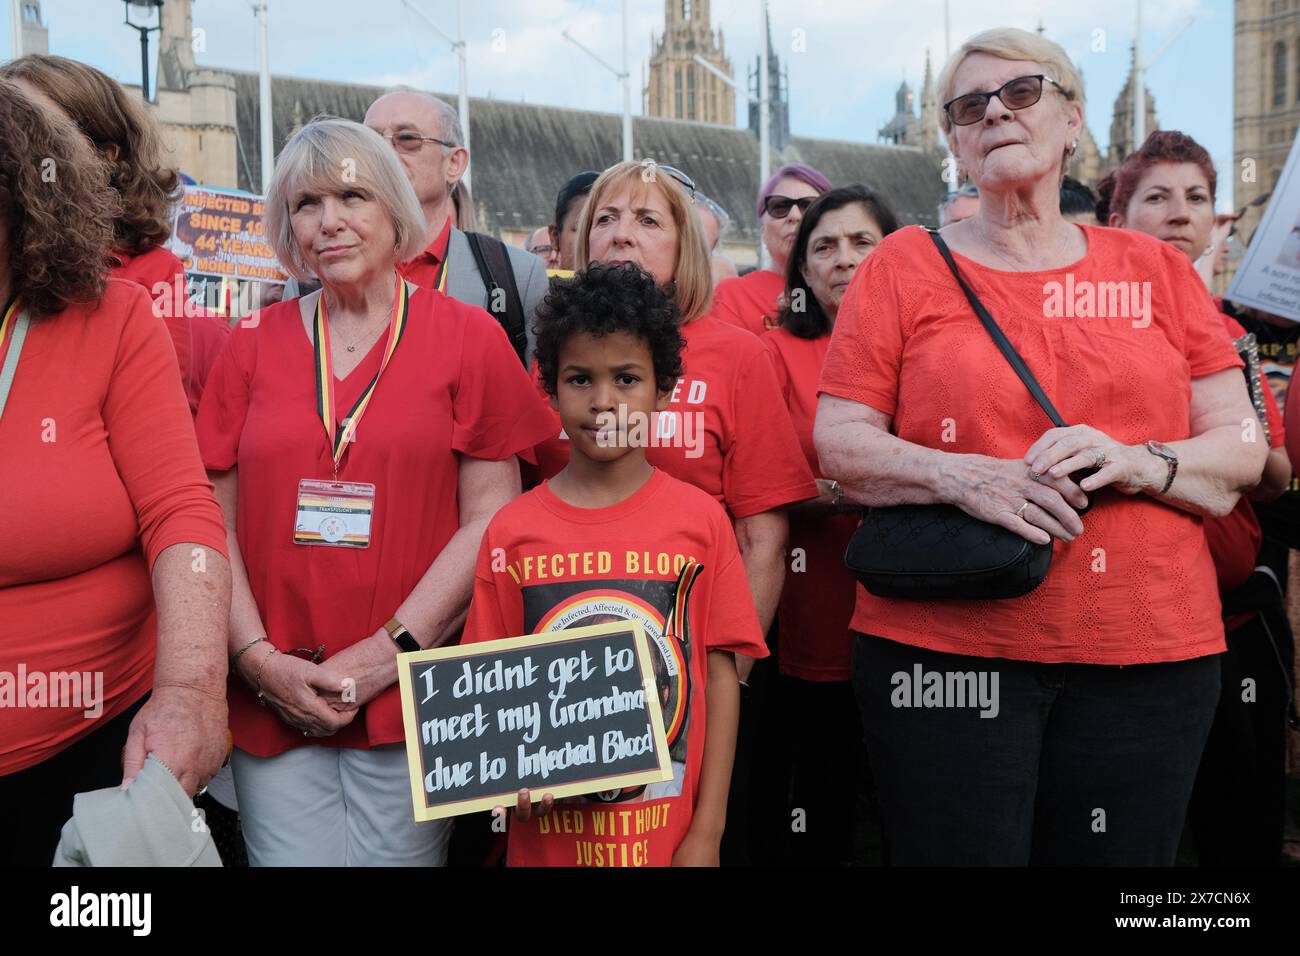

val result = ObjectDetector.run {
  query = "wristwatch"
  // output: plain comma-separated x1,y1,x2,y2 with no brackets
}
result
383,617,420,653
1145,440,1179,494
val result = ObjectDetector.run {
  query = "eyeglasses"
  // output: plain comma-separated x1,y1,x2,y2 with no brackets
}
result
528,243,556,256
943,74,1066,127
942,185,979,203
763,195,816,220
379,130,457,153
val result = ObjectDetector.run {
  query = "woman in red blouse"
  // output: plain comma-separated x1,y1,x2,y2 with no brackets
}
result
762,184,899,864
710,163,830,337
1,55,192,388
815,29,1266,865
1105,130,1294,866
197,118,554,866
0,81,232,867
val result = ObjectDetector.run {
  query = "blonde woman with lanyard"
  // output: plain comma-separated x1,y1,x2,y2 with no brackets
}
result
196,118,554,866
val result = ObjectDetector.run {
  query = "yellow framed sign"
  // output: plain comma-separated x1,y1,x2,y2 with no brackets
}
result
396,620,673,822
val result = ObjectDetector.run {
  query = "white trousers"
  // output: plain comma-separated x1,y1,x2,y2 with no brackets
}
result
231,744,451,867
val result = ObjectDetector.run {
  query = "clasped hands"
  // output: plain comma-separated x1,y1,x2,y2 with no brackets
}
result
235,627,396,738
954,425,1164,545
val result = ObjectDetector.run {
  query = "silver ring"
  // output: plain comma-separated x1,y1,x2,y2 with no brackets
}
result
1015,500,1031,518
1029,469,1043,482
1091,447,1107,469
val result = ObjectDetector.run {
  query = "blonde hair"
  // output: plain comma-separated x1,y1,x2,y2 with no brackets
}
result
937,28,1085,138
264,116,427,281
575,160,713,323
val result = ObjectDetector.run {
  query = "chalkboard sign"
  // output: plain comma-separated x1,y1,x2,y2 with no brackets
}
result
397,620,674,821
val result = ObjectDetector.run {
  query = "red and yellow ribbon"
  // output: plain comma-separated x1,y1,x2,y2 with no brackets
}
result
313,276,410,477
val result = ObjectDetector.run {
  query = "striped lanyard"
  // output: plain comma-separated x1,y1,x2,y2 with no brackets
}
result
0,299,31,427
313,276,410,479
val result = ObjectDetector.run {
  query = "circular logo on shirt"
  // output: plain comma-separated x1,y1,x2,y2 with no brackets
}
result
319,516,346,543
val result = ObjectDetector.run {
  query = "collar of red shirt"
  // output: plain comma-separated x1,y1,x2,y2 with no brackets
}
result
414,217,452,270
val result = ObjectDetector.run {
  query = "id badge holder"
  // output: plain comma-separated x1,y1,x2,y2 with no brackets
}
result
294,479,376,548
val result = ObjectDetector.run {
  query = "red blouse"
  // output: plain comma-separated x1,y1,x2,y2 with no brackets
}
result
819,225,1243,666
111,246,192,390
1,280,228,775
196,283,556,757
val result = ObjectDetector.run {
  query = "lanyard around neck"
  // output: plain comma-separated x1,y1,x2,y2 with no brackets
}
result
0,299,31,428
313,276,410,478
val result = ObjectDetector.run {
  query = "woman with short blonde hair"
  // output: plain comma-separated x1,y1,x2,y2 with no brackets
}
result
816,28,1263,865
197,117,555,866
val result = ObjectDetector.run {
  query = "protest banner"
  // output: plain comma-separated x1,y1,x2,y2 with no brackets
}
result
168,184,287,284
396,620,673,821
1227,130,1300,322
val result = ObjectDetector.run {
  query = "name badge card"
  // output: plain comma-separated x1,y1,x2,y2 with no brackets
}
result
294,479,375,548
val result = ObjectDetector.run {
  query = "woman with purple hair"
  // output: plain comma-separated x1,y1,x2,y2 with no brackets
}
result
711,163,831,337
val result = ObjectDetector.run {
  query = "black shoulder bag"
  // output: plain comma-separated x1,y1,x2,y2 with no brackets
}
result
464,231,529,367
843,228,1093,600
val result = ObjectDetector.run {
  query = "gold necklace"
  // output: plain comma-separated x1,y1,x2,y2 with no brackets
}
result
337,307,393,353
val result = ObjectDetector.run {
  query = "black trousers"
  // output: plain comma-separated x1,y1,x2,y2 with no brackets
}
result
774,674,875,866
852,633,1220,866
0,695,147,867
1187,609,1293,866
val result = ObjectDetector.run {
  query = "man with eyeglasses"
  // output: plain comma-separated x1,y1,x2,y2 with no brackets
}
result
364,87,547,366
524,226,560,270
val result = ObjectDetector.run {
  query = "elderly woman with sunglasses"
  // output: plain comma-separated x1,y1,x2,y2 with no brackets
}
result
814,28,1265,866
711,163,831,337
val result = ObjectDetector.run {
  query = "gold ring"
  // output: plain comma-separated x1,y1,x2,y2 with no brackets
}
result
1015,500,1031,518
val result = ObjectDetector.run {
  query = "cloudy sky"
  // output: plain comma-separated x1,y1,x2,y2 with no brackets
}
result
10,0,1233,206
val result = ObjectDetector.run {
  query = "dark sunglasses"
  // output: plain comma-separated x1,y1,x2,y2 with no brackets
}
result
763,195,816,220
943,74,1066,127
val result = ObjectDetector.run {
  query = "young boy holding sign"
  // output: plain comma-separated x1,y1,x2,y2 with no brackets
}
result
462,263,767,866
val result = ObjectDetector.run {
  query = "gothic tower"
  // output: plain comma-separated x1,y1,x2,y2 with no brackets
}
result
646,0,735,125
747,11,790,150
1108,44,1159,165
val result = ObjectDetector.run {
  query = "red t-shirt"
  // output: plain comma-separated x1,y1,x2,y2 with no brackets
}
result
397,217,452,290
462,468,767,866
711,269,786,337
195,283,556,757
531,316,817,518
1,280,228,774
818,224,1243,666
763,328,858,681
187,310,231,418
111,246,192,391
1203,313,1286,607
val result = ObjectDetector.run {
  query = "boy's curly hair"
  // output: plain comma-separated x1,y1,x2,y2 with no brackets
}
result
0,78,115,318
534,262,685,397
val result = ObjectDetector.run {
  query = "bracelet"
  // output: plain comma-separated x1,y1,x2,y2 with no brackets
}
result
252,645,279,705
231,637,265,668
